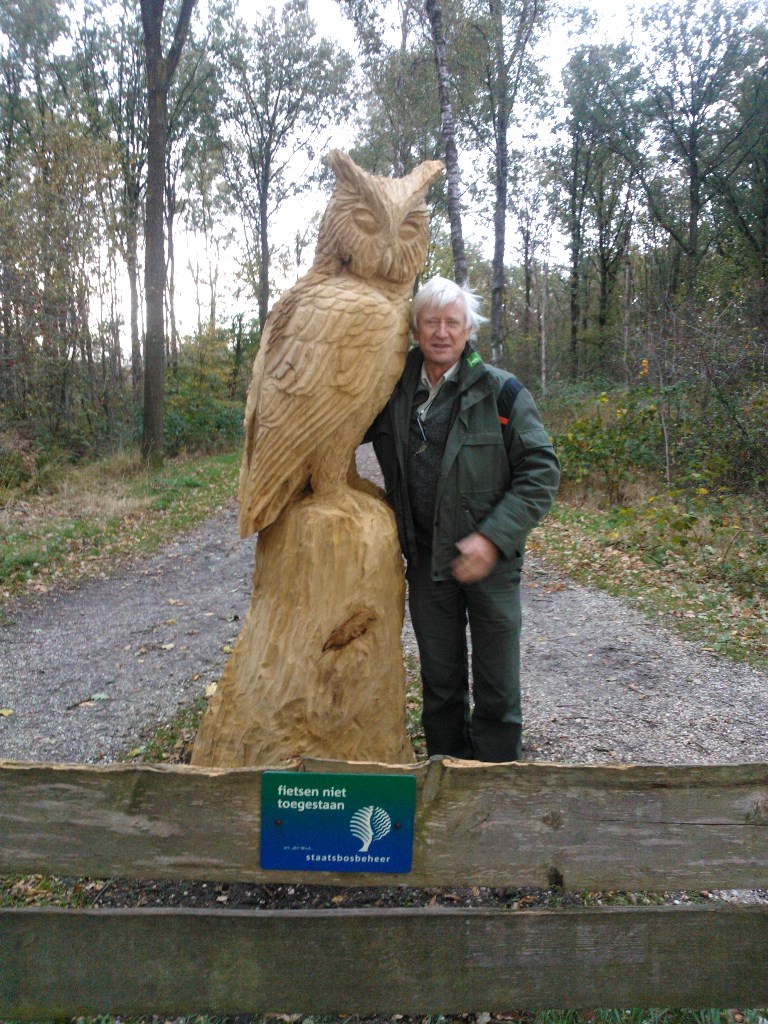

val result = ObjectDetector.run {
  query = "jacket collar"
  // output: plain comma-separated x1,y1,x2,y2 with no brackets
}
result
457,343,488,393
401,342,487,396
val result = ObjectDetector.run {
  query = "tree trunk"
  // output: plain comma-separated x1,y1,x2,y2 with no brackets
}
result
490,170,507,367
536,260,548,395
166,192,178,374
598,252,609,352
229,313,243,397
142,60,167,463
686,157,700,306
258,174,270,335
425,0,467,287
192,489,414,767
139,0,197,463
489,0,508,367
0,267,13,409
521,222,533,343
622,254,632,383
126,219,142,400
208,263,218,334
568,136,584,379
761,253,768,344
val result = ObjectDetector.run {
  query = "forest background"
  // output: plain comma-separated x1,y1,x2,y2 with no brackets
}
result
0,0,766,663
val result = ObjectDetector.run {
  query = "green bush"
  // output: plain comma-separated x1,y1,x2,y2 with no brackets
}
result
0,448,31,490
549,372,767,498
160,324,255,455
673,384,768,491
163,385,243,455
553,388,663,502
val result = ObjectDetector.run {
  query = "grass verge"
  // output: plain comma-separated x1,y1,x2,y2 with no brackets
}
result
530,492,767,669
0,449,240,604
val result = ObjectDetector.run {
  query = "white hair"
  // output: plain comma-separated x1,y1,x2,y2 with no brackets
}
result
411,276,487,335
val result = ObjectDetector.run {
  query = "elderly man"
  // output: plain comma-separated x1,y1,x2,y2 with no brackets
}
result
368,275,560,762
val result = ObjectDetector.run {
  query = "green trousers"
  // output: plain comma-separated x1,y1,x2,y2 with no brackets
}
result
406,550,523,762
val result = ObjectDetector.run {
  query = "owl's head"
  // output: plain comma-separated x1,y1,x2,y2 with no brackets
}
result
314,151,444,283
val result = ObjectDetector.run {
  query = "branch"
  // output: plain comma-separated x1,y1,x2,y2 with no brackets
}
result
167,0,198,82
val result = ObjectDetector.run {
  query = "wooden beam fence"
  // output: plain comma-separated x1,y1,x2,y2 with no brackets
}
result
1,757,767,1017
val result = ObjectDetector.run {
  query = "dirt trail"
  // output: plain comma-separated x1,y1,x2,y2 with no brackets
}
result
1,445,767,767
0,507,255,763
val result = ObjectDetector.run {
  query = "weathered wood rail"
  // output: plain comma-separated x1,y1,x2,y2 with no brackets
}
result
1,756,767,1017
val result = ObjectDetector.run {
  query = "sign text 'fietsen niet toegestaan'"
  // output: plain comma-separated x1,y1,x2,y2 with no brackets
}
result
260,771,416,873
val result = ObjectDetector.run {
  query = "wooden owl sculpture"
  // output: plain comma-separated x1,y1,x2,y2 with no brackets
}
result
238,149,444,538
191,151,443,769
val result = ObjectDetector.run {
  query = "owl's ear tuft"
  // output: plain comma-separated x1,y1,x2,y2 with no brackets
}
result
405,159,445,200
326,149,360,185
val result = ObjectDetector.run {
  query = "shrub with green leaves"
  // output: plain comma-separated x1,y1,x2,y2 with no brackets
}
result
164,386,243,455
672,381,768,492
162,326,255,455
553,388,663,503
0,447,31,490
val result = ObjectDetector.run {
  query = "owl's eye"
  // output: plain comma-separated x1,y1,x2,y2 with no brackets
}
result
353,209,380,235
399,214,424,242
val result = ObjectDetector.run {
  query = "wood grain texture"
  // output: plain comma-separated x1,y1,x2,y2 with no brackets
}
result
194,152,443,767
1,758,767,889
237,152,443,537
2,904,767,1018
191,491,415,767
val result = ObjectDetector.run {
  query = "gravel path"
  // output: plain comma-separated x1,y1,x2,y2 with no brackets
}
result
1,445,767,768
0,511,255,764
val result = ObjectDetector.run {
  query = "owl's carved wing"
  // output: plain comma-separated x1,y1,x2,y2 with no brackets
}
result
238,282,402,537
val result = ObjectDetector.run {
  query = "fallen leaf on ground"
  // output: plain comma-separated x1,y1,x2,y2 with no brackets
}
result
67,692,110,710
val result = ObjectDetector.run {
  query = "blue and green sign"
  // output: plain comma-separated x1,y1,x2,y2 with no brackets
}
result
260,771,417,873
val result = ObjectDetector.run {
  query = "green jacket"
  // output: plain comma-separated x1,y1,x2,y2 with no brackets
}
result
369,345,561,580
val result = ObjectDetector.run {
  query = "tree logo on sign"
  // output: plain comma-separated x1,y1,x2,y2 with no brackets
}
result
350,806,392,852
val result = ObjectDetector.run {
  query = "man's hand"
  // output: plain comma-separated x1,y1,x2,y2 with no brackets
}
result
450,532,499,584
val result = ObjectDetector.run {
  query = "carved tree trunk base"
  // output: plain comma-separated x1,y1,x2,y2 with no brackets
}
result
191,489,414,767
